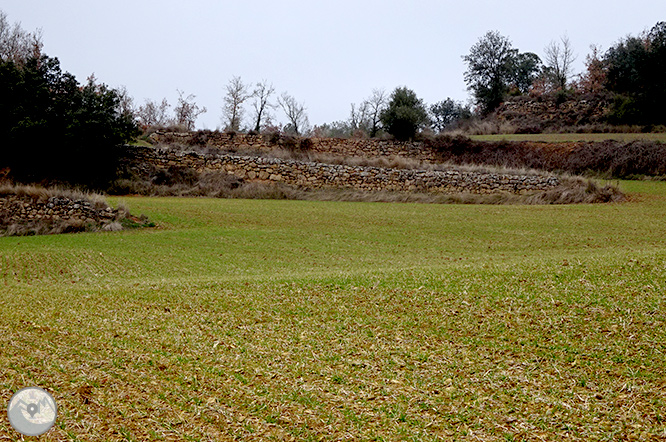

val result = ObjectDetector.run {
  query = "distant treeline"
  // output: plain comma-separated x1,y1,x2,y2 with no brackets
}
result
1,8,665,190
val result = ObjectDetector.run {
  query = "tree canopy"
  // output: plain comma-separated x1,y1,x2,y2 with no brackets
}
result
463,31,518,114
379,87,429,141
0,55,139,186
603,22,666,125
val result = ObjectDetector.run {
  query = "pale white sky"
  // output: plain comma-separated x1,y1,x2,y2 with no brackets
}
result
3,1,665,129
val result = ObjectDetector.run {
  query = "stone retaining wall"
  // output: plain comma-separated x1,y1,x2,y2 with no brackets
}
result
132,146,560,195
496,96,610,128
0,195,120,227
150,132,439,162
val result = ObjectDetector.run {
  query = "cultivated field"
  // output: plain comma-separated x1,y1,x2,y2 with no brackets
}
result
471,133,666,143
1,181,665,441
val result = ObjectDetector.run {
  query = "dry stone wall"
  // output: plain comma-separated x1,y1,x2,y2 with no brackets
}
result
496,96,610,128
132,146,560,195
150,132,439,162
0,195,120,227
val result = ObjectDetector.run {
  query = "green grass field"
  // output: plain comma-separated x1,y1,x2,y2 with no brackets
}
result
1,182,665,441
470,133,666,143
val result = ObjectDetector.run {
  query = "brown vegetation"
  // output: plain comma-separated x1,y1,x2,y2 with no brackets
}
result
428,135,666,179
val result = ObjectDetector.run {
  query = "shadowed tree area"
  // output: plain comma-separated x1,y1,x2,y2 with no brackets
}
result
604,21,666,125
0,12,139,187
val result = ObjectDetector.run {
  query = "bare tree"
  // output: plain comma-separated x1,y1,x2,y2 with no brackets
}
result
0,10,43,65
137,98,172,128
544,35,577,90
349,89,387,137
116,85,136,119
349,101,371,133
363,88,387,137
251,80,276,133
222,76,250,132
174,90,206,131
278,92,309,135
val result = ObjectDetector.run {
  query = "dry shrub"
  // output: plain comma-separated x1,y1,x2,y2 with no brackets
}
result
430,136,666,179
458,119,517,135
0,183,110,209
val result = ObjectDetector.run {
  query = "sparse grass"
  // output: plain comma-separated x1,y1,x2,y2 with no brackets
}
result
0,183,109,209
470,133,666,143
1,181,665,440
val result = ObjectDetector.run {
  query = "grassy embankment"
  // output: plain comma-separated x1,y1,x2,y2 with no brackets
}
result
1,181,665,440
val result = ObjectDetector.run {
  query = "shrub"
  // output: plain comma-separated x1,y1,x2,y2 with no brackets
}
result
380,87,429,141
152,165,198,186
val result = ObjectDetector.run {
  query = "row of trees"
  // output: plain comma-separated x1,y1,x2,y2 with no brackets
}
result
463,31,577,115
463,22,666,125
136,21,664,138
134,78,470,141
134,91,207,132
314,89,472,141
135,77,310,136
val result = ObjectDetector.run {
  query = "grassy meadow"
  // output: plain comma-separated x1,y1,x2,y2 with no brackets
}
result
1,181,665,440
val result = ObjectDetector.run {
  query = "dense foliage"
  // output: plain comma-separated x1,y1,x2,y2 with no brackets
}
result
0,55,139,186
603,22,666,125
430,99,472,133
463,31,544,115
379,87,429,141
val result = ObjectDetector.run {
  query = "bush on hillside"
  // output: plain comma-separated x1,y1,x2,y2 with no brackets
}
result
380,87,429,141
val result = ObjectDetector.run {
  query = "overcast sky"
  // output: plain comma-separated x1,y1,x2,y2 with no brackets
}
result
3,1,665,130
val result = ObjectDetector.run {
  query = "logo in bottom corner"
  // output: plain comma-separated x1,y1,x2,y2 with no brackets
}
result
7,387,57,436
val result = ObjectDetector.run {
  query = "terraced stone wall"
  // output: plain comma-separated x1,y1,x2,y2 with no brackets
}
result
132,146,560,195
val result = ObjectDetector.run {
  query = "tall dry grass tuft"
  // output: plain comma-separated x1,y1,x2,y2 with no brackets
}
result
0,182,109,209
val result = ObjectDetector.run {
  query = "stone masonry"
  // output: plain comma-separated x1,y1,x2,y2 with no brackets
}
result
0,195,120,227
150,132,440,162
132,146,561,195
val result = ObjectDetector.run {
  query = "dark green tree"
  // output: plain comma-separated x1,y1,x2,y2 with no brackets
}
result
379,87,429,141
0,55,139,186
604,21,666,125
463,31,518,114
509,52,543,94
430,99,472,132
